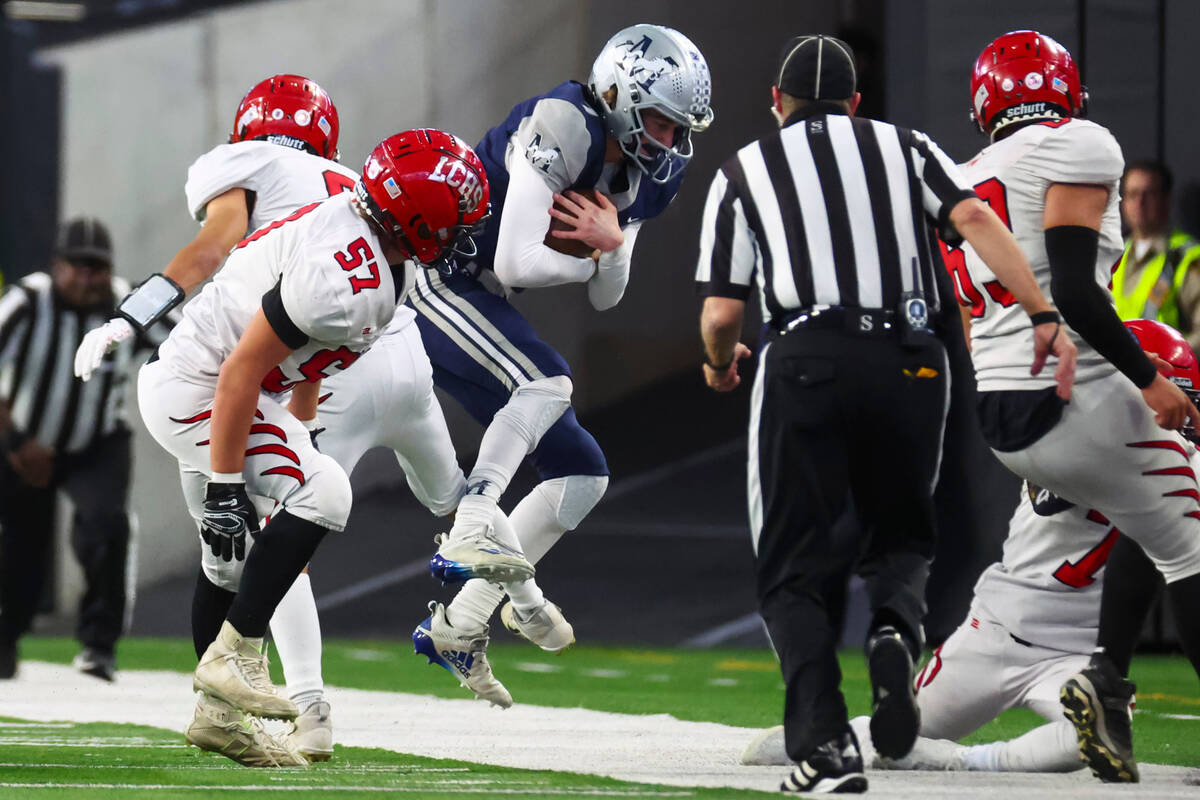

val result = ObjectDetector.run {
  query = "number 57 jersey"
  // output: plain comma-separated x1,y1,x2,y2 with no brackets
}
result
953,118,1126,392
159,192,406,392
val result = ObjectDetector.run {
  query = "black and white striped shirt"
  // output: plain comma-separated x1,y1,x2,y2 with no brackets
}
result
0,273,169,454
695,106,974,326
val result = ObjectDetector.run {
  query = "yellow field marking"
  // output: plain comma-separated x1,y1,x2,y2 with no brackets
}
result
714,659,776,672
1138,692,1200,707
614,651,678,665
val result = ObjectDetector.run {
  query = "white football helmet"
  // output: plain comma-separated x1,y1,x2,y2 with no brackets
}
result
588,23,714,184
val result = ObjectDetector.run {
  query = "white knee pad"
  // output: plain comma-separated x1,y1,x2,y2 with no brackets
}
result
540,474,608,530
495,376,573,453
200,535,246,590
280,452,354,532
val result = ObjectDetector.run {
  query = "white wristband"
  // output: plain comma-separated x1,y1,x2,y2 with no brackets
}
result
210,471,244,484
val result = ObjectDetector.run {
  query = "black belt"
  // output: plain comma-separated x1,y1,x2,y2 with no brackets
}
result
773,306,900,339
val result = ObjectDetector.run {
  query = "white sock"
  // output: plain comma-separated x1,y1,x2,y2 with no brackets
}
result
466,412,534,501
448,495,522,553
506,483,570,564
446,579,504,633
268,572,325,701
962,721,1081,772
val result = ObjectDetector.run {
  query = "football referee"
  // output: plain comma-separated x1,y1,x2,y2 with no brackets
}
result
0,218,170,681
695,35,1077,794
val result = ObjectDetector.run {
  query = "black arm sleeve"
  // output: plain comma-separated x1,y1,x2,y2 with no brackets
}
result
1045,225,1157,389
261,280,309,350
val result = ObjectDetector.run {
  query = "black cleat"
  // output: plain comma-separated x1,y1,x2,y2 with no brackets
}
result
1060,652,1138,782
780,731,867,794
867,626,920,759
73,648,115,682
0,639,16,680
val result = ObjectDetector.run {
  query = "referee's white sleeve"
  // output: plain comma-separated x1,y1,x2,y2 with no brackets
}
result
696,169,757,298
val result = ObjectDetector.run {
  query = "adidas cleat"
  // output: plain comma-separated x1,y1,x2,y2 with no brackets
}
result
429,532,534,585
412,601,513,708
499,600,575,652
781,731,867,794
186,692,308,768
194,621,297,720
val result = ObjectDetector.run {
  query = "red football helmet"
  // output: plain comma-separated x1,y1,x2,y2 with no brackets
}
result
230,74,340,160
970,30,1086,137
355,129,490,271
1125,319,1200,398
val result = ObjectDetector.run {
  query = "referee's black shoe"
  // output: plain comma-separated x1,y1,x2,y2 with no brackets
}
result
866,625,920,759
780,731,867,794
0,639,15,680
1060,650,1138,782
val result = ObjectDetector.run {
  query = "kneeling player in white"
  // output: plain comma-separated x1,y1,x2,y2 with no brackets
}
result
136,129,492,768
741,317,1200,775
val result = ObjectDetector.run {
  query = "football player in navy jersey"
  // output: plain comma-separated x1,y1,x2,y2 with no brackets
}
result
410,24,714,706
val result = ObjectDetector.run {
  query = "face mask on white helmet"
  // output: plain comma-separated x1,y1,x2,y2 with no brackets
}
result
588,23,714,184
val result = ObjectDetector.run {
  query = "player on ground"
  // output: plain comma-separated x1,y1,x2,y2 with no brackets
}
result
741,319,1200,774
408,24,714,706
136,128,490,769
946,30,1200,782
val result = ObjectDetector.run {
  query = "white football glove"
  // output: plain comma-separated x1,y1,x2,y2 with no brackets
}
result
74,318,135,381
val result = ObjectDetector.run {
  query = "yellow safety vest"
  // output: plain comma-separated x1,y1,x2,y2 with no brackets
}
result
1112,231,1200,327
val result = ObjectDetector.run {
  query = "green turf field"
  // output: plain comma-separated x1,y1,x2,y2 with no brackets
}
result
2,637,1196,798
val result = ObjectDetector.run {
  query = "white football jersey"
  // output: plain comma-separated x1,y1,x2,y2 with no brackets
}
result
184,139,415,335
951,119,1126,391
185,140,359,231
159,193,403,392
975,443,1200,653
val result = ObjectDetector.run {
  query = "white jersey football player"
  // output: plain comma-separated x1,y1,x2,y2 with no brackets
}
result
949,30,1200,783
74,76,477,765
743,319,1200,775
136,129,491,769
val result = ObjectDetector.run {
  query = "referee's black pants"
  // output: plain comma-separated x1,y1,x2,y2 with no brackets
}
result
749,329,948,762
0,430,132,656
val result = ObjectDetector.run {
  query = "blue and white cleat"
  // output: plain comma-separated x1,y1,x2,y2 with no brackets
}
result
412,601,513,708
428,530,535,585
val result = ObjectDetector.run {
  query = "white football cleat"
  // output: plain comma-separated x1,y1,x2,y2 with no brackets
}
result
499,600,575,652
429,527,535,585
194,621,297,720
185,692,307,768
287,700,334,763
413,601,513,708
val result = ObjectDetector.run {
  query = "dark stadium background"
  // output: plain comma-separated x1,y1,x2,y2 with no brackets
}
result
1,0,1187,650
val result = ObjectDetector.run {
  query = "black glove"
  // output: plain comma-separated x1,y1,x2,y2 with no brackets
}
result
201,481,260,562
308,425,325,451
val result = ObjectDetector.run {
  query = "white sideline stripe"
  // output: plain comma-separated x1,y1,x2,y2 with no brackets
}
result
315,438,748,610
0,663,1196,796
0,785,691,796
681,612,764,648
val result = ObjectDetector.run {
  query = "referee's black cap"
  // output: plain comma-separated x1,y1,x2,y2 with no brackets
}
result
776,35,857,101
56,217,113,267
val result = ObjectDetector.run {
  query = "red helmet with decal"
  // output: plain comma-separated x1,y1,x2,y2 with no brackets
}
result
355,129,490,271
230,74,340,160
970,30,1086,138
1125,319,1200,399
